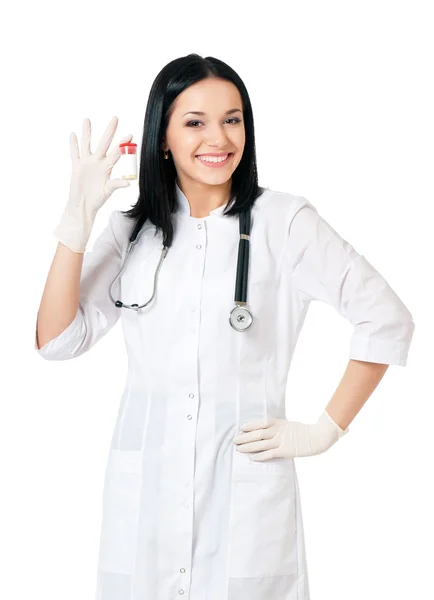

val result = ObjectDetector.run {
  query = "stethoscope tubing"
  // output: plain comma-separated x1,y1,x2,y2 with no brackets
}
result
108,207,254,330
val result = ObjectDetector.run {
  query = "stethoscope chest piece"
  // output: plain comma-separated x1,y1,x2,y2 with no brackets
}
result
109,198,255,333
229,305,253,331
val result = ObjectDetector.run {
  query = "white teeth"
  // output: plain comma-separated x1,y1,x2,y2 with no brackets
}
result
197,154,229,163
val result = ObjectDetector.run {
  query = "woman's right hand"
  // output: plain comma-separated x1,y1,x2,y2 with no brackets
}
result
54,116,133,253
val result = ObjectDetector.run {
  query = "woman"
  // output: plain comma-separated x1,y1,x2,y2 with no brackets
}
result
35,54,415,600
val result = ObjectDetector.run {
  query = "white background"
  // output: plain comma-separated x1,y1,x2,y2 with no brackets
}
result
1,1,432,598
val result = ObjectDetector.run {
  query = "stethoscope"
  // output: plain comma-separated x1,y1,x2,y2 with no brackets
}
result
108,206,253,331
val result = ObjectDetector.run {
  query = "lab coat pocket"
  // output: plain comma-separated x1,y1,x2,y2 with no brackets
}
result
98,449,142,574
229,452,298,579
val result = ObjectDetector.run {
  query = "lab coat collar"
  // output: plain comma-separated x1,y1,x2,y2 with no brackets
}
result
175,179,235,218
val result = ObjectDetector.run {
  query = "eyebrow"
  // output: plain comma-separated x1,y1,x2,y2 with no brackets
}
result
182,108,243,117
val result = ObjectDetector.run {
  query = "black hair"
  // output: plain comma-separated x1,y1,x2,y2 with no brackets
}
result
121,53,265,248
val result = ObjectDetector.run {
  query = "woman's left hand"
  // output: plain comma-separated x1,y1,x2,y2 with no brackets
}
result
232,410,349,460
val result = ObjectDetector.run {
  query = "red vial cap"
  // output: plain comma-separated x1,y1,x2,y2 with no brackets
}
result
119,142,137,154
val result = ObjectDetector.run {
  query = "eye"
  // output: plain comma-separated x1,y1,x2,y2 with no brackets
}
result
186,118,242,127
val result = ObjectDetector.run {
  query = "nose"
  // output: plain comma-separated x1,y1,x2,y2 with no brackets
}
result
204,123,230,148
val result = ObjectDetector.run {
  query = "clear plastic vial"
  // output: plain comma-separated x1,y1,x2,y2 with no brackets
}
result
119,142,138,180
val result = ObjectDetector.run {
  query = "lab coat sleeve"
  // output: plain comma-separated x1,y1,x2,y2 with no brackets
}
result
34,209,125,360
285,199,415,366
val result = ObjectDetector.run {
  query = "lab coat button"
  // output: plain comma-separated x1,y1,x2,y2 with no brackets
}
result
187,414,192,420
180,567,186,573
196,244,202,249
179,590,185,595
197,223,202,229
189,393,194,398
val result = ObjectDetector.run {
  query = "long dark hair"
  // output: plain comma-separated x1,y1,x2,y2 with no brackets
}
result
121,53,265,248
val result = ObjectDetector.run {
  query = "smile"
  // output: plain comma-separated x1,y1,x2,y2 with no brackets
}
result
196,153,233,167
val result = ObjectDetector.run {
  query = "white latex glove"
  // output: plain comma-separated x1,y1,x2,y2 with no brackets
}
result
53,116,133,253
232,409,349,460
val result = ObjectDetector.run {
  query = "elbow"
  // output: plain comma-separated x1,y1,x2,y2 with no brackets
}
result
34,308,88,361
398,306,415,338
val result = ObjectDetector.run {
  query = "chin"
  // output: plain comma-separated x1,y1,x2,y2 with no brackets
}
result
195,173,234,185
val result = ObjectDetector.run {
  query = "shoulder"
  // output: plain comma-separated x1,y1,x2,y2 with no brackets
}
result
107,210,136,255
109,210,160,255
254,186,318,222
249,187,321,265
255,187,316,218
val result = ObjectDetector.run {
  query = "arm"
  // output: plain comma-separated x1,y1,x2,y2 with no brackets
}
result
36,242,84,348
233,198,415,460
325,359,390,431
35,210,126,360
289,200,415,367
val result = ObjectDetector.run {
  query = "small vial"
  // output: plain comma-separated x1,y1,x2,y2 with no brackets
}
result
119,142,137,180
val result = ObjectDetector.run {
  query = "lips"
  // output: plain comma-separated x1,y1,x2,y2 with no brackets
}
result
195,153,233,167
196,153,231,157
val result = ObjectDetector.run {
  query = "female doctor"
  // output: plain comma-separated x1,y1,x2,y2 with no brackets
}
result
35,54,415,600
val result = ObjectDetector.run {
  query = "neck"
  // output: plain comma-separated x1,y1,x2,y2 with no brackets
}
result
176,176,231,218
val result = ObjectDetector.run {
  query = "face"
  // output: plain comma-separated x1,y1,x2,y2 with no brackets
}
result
162,77,245,187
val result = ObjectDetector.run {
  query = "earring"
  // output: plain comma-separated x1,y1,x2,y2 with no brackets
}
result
164,150,169,160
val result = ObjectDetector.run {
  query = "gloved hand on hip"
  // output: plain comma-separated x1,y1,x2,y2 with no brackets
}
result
54,116,133,253
232,410,349,460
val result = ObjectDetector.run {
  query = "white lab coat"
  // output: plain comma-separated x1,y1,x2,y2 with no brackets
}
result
35,181,415,600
